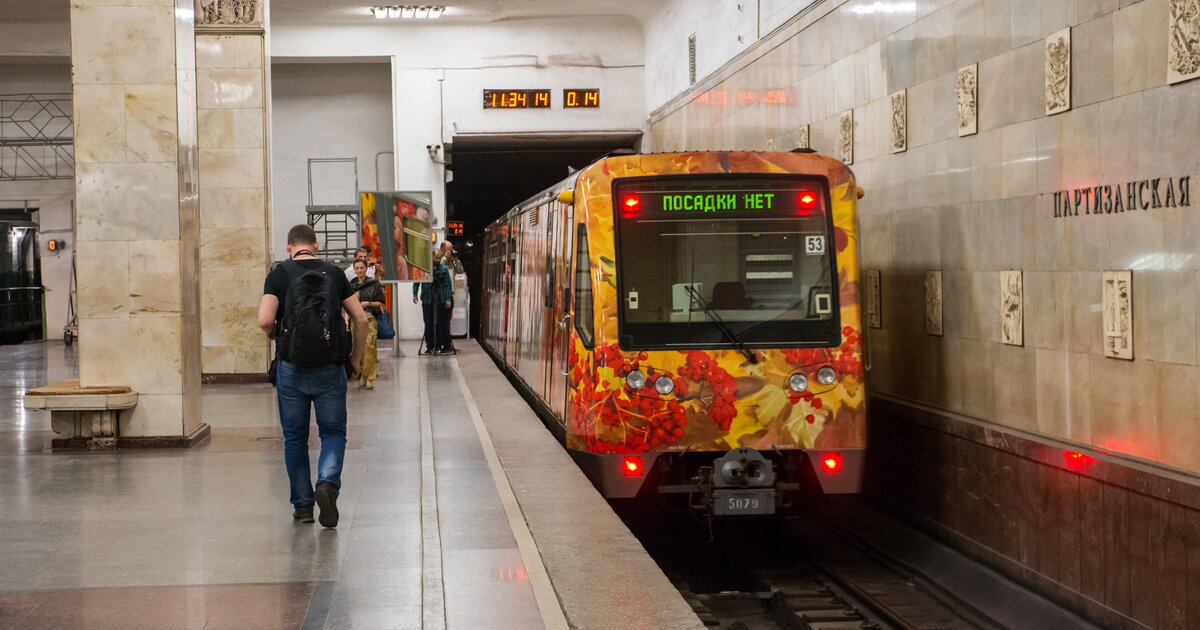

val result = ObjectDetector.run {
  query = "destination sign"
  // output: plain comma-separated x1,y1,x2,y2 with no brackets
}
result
621,189,822,214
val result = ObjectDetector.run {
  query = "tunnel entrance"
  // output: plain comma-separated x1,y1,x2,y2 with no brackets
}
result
444,132,640,338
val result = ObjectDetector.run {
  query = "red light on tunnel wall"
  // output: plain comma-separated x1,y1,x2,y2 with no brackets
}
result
622,456,643,477
819,452,842,474
1064,451,1095,472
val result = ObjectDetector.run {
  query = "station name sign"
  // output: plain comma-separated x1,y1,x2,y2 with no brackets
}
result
1053,176,1191,217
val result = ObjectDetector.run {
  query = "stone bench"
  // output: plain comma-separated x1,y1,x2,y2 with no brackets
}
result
24,380,138,450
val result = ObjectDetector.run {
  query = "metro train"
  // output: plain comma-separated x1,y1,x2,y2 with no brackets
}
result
480,151,867,517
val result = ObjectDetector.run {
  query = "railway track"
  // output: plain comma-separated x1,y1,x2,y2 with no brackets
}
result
627,501,1001,630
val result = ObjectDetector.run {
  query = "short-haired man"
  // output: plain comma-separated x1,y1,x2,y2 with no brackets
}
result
259,224,368,527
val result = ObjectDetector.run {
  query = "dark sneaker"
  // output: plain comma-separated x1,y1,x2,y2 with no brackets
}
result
293,506,314,523
315,481,339,528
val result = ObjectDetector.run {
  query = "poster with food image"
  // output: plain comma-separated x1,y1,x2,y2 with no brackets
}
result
360,191,433,282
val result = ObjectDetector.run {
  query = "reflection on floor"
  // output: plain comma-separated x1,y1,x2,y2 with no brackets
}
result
0,342,543,630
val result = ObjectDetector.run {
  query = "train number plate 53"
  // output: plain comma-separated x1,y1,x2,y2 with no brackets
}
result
713,489,776,516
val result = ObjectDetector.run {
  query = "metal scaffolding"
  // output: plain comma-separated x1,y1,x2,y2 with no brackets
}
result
0,94,74,181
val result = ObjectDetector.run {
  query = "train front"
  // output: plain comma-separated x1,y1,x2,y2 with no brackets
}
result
567,152,866,516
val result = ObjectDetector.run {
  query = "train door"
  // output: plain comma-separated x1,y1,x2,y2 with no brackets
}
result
547,201,573,420
504,216,521,369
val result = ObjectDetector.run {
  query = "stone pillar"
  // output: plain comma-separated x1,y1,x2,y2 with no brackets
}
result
69,0,206,443
194,0,272,380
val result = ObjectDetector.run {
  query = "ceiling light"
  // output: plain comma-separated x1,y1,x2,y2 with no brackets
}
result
415,6,429,18
370,6,387,18
388,6,400,18
428,6,444,18
401,6,416,18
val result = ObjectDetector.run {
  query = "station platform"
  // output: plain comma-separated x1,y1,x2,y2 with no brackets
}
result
0,341,702,630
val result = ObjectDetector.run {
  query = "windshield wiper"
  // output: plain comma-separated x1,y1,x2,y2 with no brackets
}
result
684,285,758,364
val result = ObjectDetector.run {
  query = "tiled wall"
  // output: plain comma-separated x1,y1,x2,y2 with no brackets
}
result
196,34,271,377
648,0,1200,475
69,0,203,437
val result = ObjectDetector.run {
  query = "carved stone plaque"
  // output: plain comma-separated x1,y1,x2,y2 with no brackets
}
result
865,270,882,329
1103,270,1133,359
196,0,263,30
957,64,978,137
1169,0,1200,85
890,90,907,153
795,124,810,150
838,110,853,164
1000,270,1023,346
925,271,943,336
1046,28,1071,115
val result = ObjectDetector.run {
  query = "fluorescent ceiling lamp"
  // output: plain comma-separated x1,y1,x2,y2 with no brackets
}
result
428,6,444,18
388,6,400,18
415,6,429,18
401,6,416,18
371,6,387,18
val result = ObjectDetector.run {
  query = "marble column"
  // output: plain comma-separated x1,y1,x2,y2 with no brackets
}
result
70,0,205,442
195,1,272,379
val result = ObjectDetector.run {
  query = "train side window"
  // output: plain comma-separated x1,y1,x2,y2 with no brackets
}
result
573,223,595,348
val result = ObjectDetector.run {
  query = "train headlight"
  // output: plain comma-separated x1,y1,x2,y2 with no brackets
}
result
654,375,675,395
788,373,808,393
817,366,838,386
625,369,647,390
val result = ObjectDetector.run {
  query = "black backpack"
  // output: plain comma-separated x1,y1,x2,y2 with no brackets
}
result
278,260,350,367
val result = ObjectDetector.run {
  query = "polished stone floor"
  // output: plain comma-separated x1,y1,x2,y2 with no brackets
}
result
0,342,543,629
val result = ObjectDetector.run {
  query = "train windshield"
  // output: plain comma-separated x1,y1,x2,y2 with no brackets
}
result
613,175,841,350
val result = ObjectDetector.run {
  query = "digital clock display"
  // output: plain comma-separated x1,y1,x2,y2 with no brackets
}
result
563,89,600,108
483,89,551,109
447,220,464,236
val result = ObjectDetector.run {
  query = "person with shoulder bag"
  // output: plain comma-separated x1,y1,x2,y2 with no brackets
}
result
258,225,368,528
350,258,384,389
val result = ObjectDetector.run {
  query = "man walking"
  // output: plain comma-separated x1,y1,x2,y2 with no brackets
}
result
258,225,368,528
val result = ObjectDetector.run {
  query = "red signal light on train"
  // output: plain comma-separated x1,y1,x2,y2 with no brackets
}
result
622,456,644,477
620,194,641,216
819,452,842,474
797,191,818,214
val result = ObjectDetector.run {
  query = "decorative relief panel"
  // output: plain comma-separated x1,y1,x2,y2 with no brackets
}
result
956,64,978,137
838,110,853,164
1103,271,1133,360
1169,0,1200,84
925,271,943,336
1045,28,1071,115
1000,270,1023,346
795,124,810,151
890,90,907,153
865,270,882,329
196,0,263,29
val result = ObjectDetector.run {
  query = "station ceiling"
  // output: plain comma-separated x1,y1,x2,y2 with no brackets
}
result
0,0,655,27
265,0,654,25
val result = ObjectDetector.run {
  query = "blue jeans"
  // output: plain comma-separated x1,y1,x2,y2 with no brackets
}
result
276,360,347,508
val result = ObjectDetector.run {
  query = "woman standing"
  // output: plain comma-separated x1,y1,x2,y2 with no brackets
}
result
350,258,385,389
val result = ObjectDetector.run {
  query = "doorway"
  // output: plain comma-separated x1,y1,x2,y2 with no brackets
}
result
1,208,44,344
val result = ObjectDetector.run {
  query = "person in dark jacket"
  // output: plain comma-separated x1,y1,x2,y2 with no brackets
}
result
350,258,385,389
412,248,454,354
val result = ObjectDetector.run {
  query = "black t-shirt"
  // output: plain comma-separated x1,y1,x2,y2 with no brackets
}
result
264,259,355,327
